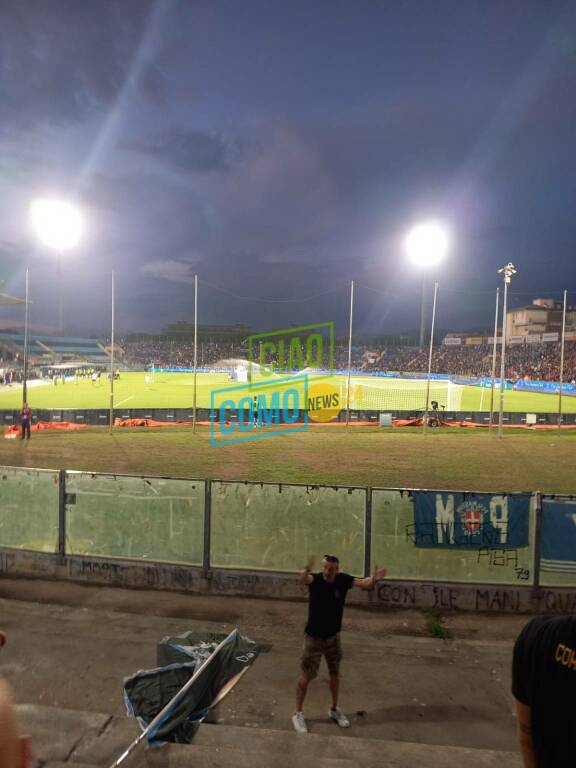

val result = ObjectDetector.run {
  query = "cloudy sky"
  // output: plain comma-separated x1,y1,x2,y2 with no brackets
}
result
0,0,575,337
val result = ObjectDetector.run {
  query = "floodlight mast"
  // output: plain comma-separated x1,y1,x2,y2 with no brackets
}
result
497,263,517,438
29,198,84,335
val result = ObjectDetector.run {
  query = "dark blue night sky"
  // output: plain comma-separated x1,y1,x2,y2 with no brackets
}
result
1,1,575,336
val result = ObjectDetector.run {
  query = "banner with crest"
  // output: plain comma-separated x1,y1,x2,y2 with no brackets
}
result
411,492,530,549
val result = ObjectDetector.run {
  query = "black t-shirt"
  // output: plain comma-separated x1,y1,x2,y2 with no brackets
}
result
305,572,355,639
512,615,576,768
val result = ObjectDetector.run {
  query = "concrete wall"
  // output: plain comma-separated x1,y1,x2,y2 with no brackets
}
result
2,547,576,614
1,466,576,612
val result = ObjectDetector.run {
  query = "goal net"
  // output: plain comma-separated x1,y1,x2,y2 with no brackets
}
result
341,378,462,412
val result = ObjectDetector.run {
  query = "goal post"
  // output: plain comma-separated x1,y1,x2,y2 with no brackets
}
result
349,378,461,413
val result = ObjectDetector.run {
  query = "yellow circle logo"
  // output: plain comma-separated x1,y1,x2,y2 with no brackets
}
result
307,383,341,422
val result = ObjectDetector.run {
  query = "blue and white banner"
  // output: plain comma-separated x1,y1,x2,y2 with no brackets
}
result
541,497,576,573
411,492,530,548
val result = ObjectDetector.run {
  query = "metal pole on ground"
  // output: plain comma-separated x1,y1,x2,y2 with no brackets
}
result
108,629,238,768
345,280,354,426
558,289,567,429
489,287,500,429
22,268,29,408
423,281,438,427
193,273,198,433
497,263,516,438
109,270,115,433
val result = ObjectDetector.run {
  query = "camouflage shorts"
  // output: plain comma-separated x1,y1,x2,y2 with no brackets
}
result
300,633,342,679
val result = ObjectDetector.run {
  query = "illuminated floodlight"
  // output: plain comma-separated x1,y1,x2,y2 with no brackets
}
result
405,220,450,268
29,198,84,251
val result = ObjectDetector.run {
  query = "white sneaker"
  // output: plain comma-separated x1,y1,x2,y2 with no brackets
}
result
329,707,350,728
292,711,308,734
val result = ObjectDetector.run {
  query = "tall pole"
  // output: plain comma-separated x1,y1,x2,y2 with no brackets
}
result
22,268,30,408
489,287,500,429
558,289,567,429
57,254,63,336
345,280,354,426
192,274,198,433
424,281,438,423
498,263,516,438
109,270,115,433
419,276,426,347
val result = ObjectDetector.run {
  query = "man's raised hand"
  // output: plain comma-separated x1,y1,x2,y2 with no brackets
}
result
373,566,386,582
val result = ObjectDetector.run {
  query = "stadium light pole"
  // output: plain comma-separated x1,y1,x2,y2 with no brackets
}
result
22,268,30,408
423,281,439,427
405,221,450,347
345,280,354,426
192,274,198,432
109,270,115,433
558,289,567,429
29,198,84,335
497,263,517,438
489,287,500,429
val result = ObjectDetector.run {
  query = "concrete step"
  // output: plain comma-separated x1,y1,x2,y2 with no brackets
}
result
43,764,96,768
192,724,522,767
17,704,522,768
14,703,110,765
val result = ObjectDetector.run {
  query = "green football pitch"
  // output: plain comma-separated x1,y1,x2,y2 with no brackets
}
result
0,370,572,414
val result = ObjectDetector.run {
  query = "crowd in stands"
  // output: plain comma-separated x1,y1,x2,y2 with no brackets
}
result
120,337,576,383
122,339,243,369
361,342,576,382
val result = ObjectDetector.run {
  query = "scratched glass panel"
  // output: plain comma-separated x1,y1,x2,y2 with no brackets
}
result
539,496,576,588
0,466,60,552
65,472,204,565
210,482,365,575
371,490,535,585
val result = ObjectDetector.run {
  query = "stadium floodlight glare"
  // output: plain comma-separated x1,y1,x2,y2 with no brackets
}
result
405,220,451,347
405,220,450,268
29,198,84,252
29,197,84,334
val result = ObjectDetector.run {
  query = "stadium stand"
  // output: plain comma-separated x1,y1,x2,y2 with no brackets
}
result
0,332,114,366
121,337,576,383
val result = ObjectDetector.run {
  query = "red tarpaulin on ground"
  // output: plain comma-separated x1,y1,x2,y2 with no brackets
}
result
5,418,575,434
4,421,88,438
113,416,576,429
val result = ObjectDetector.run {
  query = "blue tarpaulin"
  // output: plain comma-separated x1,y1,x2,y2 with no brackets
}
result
541,497,576,574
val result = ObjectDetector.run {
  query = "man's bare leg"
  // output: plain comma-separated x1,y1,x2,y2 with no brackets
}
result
329,673,339,709
296,674,310,712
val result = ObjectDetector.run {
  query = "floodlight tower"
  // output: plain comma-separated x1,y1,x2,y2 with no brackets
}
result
405,221,450,346
497,262,517,438
29,198,84,335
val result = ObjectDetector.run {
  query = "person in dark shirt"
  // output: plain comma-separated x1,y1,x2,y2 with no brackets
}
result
512,615,576,767
292,554,386,734
20,404,32,441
